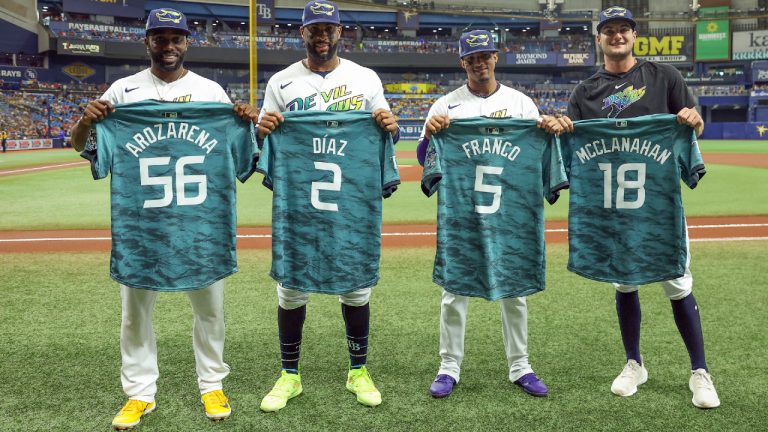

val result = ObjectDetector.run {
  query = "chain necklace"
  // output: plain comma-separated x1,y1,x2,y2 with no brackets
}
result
149,68,188,101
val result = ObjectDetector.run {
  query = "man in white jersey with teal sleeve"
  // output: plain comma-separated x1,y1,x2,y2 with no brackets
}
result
256,0,400,412
416,30,567,399
69,8,260,429
558,7,719,409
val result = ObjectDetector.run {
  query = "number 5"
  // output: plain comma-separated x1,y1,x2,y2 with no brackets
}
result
474,165,504,214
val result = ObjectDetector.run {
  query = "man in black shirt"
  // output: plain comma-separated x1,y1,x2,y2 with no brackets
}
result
559,6,719,409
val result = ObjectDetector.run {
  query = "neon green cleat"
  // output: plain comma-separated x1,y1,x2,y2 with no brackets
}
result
260,371,302,412
201,389,231,420
111,399,156,430
346,366,382,407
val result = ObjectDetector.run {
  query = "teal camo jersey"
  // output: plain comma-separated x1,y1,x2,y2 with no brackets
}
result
422,117,568,301
257,111,400,294
85,100,258,291
560,114,705,285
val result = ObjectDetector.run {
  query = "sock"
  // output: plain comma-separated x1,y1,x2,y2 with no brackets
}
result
341,303,370,369
278,305,306,374
616,291,642,364
671,293,708,371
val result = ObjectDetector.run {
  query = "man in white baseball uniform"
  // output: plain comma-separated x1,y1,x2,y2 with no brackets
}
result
416,30,565,399
256,0,399,412
70,8,259,429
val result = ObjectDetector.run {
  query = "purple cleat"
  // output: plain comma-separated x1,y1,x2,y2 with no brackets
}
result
429,374,457,398
514,372,549,397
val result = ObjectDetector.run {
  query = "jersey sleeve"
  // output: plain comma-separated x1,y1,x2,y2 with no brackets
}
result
84,120,116,180
232,116,260,183
522,95,541,120
680,129,706,189
667,66,698,112
381,132,400,198
366,71,390,111
542,135,569,204
567,86,584,120
255,132,275,190
420,136,442,197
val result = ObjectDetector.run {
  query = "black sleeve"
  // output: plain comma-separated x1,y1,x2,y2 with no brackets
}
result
567,86,583,120
667,66,697,113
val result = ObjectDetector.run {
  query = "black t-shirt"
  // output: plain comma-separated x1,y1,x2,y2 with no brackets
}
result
567,58,696,120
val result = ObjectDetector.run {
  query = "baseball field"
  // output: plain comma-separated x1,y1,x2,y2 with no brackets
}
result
1,140,767,431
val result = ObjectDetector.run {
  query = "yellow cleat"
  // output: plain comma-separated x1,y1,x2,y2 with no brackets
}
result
201,389,231,420
346,366,382,407
260,371,303,412
111,399,156,430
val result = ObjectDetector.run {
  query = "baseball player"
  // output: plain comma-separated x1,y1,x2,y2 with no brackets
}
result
416,30,567,399
256,0,399,412
556,6,720,409
70,8,260,429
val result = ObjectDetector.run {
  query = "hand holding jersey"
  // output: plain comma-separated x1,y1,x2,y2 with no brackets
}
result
564,6,719,409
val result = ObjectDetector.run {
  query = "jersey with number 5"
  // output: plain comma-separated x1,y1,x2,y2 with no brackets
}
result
560,114,705,285
86,100,258,291
422,117,568,300
257,111,400,294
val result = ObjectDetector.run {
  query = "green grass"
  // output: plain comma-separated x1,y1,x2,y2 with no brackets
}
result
0,149,83,170
1,242,766,431
698,139,768,153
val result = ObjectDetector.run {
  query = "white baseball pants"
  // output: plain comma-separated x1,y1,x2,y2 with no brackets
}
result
119,280,230,402
437,289,534,383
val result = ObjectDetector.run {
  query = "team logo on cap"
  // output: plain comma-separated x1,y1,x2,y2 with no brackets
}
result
155,9,184,23
602,7,629,18
310,1,335,16
465,33,490,47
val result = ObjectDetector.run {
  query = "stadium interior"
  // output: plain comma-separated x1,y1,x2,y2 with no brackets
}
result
1,0,767,145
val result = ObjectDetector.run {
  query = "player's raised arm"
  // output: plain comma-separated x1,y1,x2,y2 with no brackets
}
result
71,99,114,151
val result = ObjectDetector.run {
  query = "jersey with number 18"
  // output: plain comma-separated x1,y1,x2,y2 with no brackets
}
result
560,114,705,285
257,111,400,294
86,100,258,291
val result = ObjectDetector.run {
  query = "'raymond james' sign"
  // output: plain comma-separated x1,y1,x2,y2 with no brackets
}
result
733,30,768,60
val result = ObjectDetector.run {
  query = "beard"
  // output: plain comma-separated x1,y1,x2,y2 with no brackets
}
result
306,40,339,64
150,50,186,72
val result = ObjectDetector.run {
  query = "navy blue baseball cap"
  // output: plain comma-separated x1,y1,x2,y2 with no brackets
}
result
459,30,498,58
146,8,191,35
302,0,341,26
596,6,637,33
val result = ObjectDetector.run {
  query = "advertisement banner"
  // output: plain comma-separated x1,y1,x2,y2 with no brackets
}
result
634,35,692,62
733,30,768,61
49,21,144,36
0,67,39,83
506,53,557,65
557,52,594,66
63,0,145,18
6,139,54,151
62,62,96,82
398,121,424,140
58,39,104,56
695,6,730,62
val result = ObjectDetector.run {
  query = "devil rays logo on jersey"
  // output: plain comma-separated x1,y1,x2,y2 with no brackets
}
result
309,1,335,16
155,9,184,23
602,85,646,118
602,6,631,18
465,33,490,47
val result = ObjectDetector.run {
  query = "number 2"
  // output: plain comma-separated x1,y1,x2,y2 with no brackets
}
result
311,161,341,212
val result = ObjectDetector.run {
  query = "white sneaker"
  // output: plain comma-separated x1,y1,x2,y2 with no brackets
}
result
611,359,648,396
689,369,720,409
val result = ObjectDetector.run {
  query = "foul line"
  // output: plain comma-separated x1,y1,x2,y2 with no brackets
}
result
0,161,88,175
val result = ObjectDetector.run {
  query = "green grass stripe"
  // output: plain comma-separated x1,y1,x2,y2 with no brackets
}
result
0,149,84,171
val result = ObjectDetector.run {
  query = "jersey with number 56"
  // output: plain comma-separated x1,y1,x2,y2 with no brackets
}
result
422,117,568,301
86,100,259,291
560,114,705,285
257,111,400,294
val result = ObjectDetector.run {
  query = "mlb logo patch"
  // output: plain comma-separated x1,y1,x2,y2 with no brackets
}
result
615,120,628,128
485,127,502,135
326,120,339,128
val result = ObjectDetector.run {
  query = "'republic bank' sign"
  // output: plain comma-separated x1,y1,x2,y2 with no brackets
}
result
733,30,768,60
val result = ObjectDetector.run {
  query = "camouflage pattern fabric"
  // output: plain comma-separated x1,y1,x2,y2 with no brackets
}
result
422,117,568,301
86,100,258,291
560,114,705,285
257,111,400,294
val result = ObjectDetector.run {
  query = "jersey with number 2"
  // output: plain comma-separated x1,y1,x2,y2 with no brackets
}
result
560,114,705,285
257,111,400,294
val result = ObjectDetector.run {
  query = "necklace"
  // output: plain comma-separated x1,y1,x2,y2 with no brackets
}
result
303,57,340,73
149,69,188,101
